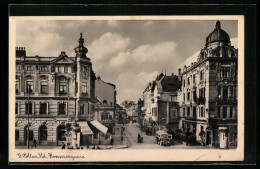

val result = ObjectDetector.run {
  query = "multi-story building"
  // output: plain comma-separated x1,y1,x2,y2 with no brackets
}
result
142,73,181,134
150,73,182,132
94,77,116,134
15,33,97,146
179,21,238,147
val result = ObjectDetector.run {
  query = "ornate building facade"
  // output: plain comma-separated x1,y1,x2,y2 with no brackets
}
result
15,33,96,146
179,21,238,147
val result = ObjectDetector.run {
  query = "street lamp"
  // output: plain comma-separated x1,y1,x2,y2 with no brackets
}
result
27,85,31,149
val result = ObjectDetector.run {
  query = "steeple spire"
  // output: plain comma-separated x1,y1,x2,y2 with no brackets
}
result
215,20,221,29
78,32,84,47
74,33,88,57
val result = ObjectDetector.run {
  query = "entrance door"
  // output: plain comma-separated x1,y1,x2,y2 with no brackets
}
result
206,131,211,145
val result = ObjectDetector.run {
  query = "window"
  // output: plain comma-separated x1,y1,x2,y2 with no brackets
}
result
57,125,66,141
15,103,18,114
230,107,233,118
170,109,176,118
26,81,33,93
16,65,20,71
58,66,62,73
58,103,66,115
218,107,221,117
59,76,68,94
83,66,87,73
221,67,230,78
40,103,47,115
183,79,185,87
223,86,228,99
15,130,19,141
223,107,227,118
193,74,196,84
25,102,32,114
201,126,204,131
39,125,47,141
200,107,204,117
82,83,87,93
230,86,234,98
40,66,48,71
183,93,185,101
80,105,84,115
193,106,196,117
200,70,204,81
25,65,34,71
16,79,20,94
187,77,190,85
101,112,109,121
193,90,197,100
41,82,48,94
64,66,68,73
187,107,190,116
187,92,190,100
183,108,185,116
218,86,221,97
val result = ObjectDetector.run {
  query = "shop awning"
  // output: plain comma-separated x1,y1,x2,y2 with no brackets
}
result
90,120,108,134
77,121,94,135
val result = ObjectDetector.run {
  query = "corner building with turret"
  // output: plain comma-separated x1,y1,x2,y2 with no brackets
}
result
15,34,97,146
178,21,238,147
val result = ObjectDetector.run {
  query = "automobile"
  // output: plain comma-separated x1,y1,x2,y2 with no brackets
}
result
155,130,173,146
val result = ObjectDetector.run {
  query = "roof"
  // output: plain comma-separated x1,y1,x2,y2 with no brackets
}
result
160,75,181,93
206,21,230,45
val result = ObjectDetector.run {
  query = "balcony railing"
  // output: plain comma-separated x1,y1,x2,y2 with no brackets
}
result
216,97,237,105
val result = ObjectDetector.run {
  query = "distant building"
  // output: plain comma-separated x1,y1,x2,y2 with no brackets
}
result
179,21,238,147
15,33,96,146
115,104,127,124
137,98,145,126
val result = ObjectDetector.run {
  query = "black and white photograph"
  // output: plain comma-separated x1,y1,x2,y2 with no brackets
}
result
9,15,244,162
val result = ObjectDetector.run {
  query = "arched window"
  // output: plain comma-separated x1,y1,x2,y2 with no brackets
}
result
39,125,47,141
24,125,33,141
57,125,66,141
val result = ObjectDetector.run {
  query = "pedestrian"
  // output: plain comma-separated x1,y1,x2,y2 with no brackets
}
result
111,137,114,146
32,138,37,148
61,142,66,149
92,145,96,149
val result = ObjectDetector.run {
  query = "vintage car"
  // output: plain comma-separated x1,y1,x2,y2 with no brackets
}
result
155,130,173,146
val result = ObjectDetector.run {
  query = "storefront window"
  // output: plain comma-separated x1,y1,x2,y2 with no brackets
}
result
24,126,33,141
15,130,19,141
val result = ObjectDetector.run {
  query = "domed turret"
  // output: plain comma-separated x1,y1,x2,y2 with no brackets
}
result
205,21,230,48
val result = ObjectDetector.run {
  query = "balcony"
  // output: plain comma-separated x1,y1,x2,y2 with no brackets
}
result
195,97,205,105
216,97,237,105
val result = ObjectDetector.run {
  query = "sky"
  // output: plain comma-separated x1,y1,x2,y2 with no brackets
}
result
16,19,238,104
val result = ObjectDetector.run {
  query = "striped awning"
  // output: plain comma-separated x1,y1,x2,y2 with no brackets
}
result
77,121,93,135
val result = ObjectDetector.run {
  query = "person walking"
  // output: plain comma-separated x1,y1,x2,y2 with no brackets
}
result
61,142,66,149
32,138,37,148
111,137,114,146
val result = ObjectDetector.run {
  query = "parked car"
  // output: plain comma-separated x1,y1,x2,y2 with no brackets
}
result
155,130,173,146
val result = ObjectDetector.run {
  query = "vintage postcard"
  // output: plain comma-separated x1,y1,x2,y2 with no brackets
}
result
9,15,244,162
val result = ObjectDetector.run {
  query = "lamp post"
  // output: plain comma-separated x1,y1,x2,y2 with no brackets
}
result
27,85,31,149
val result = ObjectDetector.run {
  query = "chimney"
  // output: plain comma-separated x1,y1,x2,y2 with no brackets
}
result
178,68,181,81
16,47,26,57
60,51,66,56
